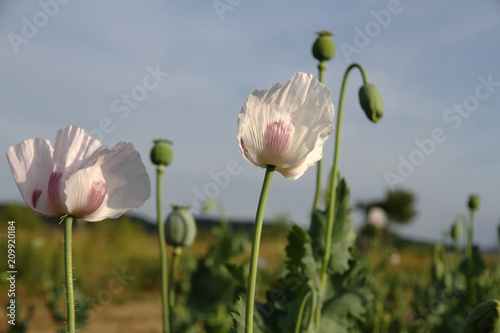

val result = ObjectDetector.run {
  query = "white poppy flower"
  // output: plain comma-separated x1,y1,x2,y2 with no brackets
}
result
367,206,388,229
6,125,151,221
237,72,334,179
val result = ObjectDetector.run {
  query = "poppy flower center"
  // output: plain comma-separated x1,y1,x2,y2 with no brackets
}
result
264,120,294,165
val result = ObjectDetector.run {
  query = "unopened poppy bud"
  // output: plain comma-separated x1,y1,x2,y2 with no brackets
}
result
451,220,462,243
359,83,383,123
150,139,173,166
468,194,481,212
165,205,197,247
465,300,500,333
312,30,336,62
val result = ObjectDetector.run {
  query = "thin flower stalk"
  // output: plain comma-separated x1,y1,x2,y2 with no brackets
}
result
155,166,171,333
64,215,75,333
245,165,275,333
317,63,369,327
313,62,327,211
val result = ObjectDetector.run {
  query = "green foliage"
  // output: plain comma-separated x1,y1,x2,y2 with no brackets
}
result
321,291,368,333
3,181,500,333
357,188,417,226
230,296,268,333
310,178,356,276
459,245,486,278
274,224,319,332
179,221,249,332
383,188,417,224
230,297,247,333
246,177,372,333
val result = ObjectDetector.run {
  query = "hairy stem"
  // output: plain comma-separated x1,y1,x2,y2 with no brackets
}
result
64,215,75,333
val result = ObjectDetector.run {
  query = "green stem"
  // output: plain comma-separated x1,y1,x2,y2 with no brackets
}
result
316,63,369,328
313,159,323,211
469,210,475,245
306,286,317,331
294,289,312,333
156,166,171,333
170,247,182,307
453,213,464,256
64,215,75,333
218,200,228,225
313,61,327,212
467,210,476,276
245,165,275,333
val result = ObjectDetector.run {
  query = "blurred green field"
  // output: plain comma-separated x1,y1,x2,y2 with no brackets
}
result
1,202,499,332
0,202,289,332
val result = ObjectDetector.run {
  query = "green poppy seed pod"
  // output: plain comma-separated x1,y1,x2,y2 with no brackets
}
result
150,139,173,166
165,206,197,247
465,300,500,333
359,83,384,123
468,194,481,212
312,30,336,62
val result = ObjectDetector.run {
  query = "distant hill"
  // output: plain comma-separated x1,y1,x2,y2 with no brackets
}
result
0,202,281,236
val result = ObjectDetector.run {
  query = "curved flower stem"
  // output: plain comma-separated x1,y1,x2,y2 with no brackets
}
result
294,288,312,333
316,63,369,327
156,166,171,333
245,165,275,333
306,286,317,331
313,61,327,211
64,215,75,333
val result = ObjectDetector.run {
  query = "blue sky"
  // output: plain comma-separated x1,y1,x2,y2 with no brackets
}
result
1,1,499,247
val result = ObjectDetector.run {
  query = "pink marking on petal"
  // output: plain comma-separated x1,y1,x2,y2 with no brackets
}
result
86,181,106,213
32,189,42,209
48,171,64,211
73,181,107,217
265,120,294,163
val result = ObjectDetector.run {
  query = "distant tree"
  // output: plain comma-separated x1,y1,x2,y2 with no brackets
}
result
356,188,417,226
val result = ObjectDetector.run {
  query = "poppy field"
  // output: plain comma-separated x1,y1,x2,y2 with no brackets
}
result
2,30,500,333
1,190,500,332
